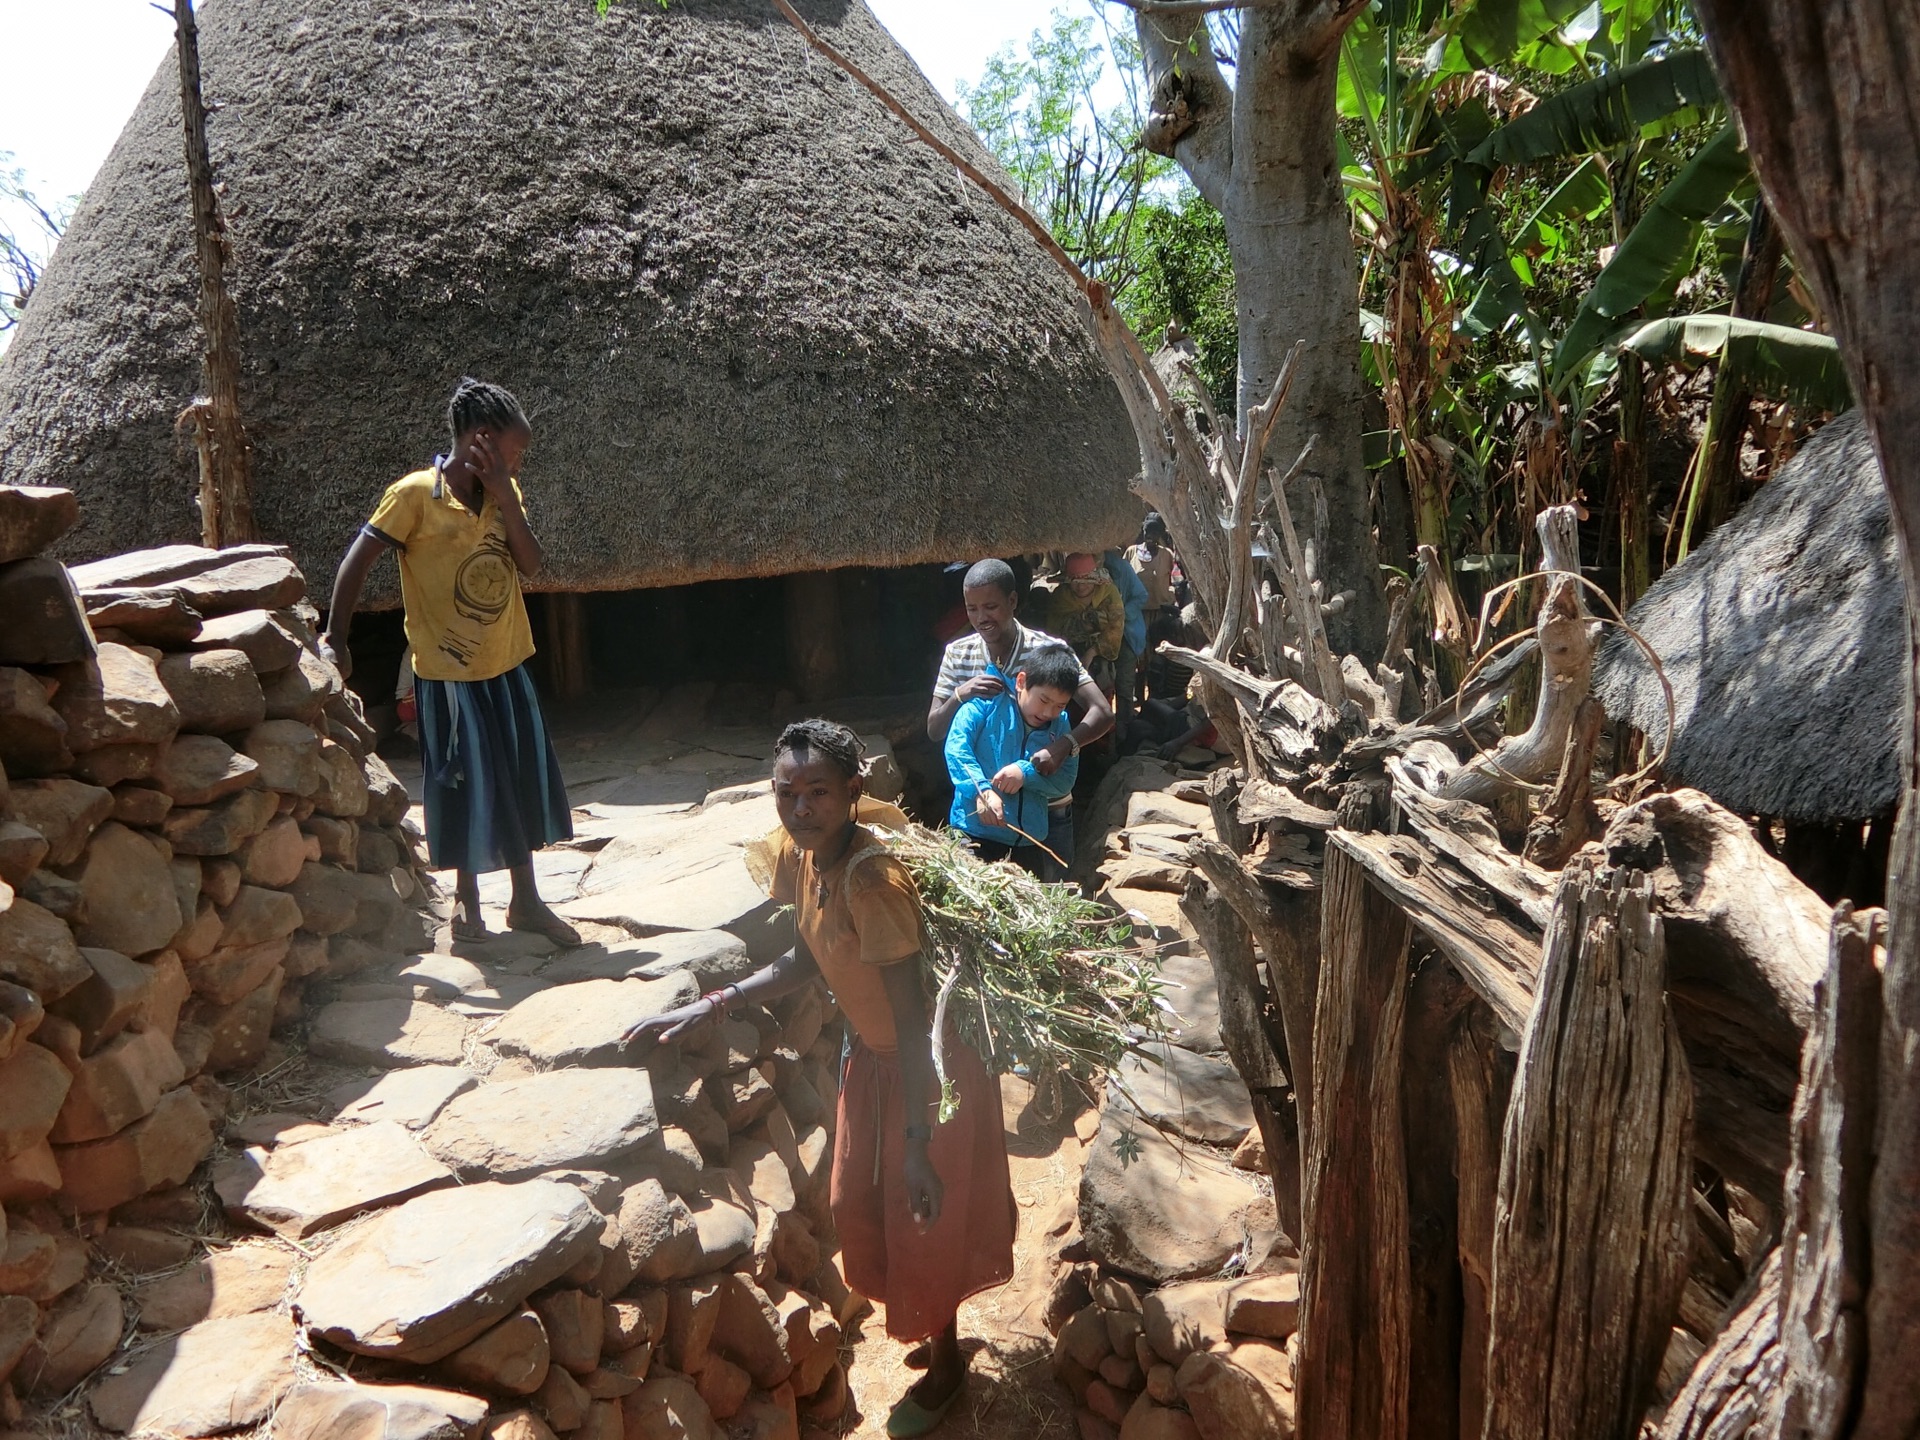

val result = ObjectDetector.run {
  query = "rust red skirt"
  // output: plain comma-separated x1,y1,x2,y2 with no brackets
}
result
831,1035,1017,1341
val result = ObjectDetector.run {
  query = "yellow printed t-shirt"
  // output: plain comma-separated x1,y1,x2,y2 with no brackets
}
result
365,467,536,682
756,801,922,1055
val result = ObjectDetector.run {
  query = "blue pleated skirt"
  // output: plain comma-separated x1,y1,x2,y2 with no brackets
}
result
414,662,572,874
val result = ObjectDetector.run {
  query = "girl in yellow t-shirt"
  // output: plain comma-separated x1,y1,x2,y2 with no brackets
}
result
320,378,578,946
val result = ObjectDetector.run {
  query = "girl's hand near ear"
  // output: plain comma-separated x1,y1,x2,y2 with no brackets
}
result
469,430,513,501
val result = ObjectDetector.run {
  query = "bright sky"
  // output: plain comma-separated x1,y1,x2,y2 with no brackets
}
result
0,1,1087,216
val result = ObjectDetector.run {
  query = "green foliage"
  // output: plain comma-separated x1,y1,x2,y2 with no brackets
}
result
1619,315,1852,412
958,5,1237,400
1466,50,1720,167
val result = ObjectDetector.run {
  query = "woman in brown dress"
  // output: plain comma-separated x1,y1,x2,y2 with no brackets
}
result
628,720,1015,1437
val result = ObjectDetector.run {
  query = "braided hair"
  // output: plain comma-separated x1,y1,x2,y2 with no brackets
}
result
447,377,528,442
773,719,865,780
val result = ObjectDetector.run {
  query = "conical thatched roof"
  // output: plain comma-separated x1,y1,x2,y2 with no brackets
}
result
0,0,1139,598
1595,409,1904,822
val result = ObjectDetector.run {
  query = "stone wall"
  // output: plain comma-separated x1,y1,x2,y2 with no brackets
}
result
0,485,855,1440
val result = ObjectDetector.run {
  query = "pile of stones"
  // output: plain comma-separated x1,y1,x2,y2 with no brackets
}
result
0,484,861,1440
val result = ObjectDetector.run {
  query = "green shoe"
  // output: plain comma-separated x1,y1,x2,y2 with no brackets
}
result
886,1376,966,1438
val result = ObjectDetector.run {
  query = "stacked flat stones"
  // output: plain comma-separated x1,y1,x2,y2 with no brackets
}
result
0,488,419,1421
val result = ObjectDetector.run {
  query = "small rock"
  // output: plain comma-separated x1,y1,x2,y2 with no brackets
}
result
187,968,285,1073
1141,1280,1234,1366
485,975,699,1069
89,1309,296,1436
68,821,183,957
191,610,303,672
49,644,179,754
709,1274,792,1389
532,1289,602,1376
1111,1042,1257,1147
0,1042,72,1158
310,997,471,1068
71,742,161,788
328,1065,477,1129
236,814,307,888
0,821,48,890
110,783,173,828
162,788,279,857
0,980,45,1063
158,649,266,735
603,1178,701,1293
136,951,191,1040
242,719,322,796
536,1362,590,1430
273,1381,490,1440
216,1121,455,1238
17,1281,122,1395
82,589,203,647
695,1354,751,1420
287,860,365,935
424,1069,657,1181
0,666,71,778
1079,1111,1277,1284
296,1179,604,1362
132,1244,294,1331
304,815,358,865
152,735,260,807
0,557,95,666
165,554,306,618
95,1224,195,1273
48,1025,186,1143
54,1084,214,1212
1224,1273,1299,1341
605,1300,654,1353
1118,1400,1200,1440
0,1292,37,1388
486,1410,558,1440
0,485,78,563
217,884,304,951
5,776,113,866
0,1140,63,1203
621,1372,717,1440
687,1195,756,1272
261,647,341,723
311,737,369,816
1174,1349,1290,1439
441,1306,550,1396
0,1229,56,1296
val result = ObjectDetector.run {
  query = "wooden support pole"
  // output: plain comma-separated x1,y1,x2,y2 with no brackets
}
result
1450,1003,1510,1440
1778,905,1883,1439
541,592,591,702
1296,841,1414,1440
1482,859,1693,1440
784,570,843,702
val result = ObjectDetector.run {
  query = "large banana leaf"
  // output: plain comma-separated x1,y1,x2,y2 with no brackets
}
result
1460,0,1592,66
1467,50,1720,167
1551,123,1748,381
1617,315,1854,411
1455,157,1609,336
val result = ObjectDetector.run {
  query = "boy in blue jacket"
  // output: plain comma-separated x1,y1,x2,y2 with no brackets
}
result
945,645,1082,878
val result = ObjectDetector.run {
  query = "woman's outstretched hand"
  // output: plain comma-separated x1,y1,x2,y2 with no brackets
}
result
903,1147,944,1231
622,999,716,1049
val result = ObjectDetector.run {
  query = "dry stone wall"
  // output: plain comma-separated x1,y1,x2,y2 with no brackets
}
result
0,486,857,1440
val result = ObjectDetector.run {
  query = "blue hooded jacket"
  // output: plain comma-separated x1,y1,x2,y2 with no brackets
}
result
945,685,1079,847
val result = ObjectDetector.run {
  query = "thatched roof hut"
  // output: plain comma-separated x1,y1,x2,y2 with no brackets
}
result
0,0,1138,599
1595,409,1904,823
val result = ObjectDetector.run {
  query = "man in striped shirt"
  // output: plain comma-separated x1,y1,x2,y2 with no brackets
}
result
928,560,1112,878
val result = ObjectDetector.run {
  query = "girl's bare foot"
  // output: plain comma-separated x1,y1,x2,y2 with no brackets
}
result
507,899,582,947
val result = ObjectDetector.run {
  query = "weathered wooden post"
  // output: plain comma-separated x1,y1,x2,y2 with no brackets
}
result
1481,860,1692,1440
784,570,843,702
1295,838,1414,1440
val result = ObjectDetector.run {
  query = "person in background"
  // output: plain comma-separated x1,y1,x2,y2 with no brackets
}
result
1042,553,1125,695
943,645,1082,877
928,559,1109,885
627,722,1015,1438
1128,513,1178,630
1102,543,1149,737
320,377,579,947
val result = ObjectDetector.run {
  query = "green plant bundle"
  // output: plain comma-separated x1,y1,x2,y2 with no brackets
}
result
878,823,1173,1121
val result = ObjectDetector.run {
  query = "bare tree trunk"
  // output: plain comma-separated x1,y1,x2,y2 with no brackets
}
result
1136,2,1385,658
1481,861,1692,1440
174,0,255,548
1675,12,1920,1427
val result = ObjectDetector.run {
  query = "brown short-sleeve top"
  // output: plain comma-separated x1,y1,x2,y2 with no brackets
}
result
757,800,922,1054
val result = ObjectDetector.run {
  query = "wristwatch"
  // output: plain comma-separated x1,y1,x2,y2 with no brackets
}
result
1062,733,1083,757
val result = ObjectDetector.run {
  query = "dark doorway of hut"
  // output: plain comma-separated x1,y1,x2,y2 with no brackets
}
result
526,564,951,703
